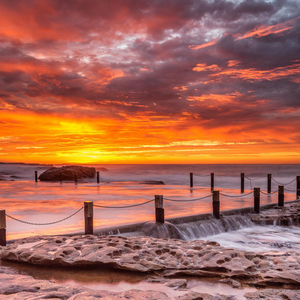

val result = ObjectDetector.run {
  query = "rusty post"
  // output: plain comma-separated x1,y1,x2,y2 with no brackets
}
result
254,188,260,214
75,174,78,185
278,185,284,207
97,171,100,184
35,171,38,183
190,173,193,188
84,201,93,235
0,210,6,246
212,191,220,219
155,195,164,223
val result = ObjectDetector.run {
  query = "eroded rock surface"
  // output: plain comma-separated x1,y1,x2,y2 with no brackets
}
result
251,202,300,225
38,165,96,181
2,235,300,287
244,289,300,300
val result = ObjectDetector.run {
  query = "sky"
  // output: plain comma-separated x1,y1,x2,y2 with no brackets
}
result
0,0,300,164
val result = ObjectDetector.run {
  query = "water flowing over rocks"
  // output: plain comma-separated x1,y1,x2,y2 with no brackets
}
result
1,235,300,288
251,202,300,226
38,165,97,181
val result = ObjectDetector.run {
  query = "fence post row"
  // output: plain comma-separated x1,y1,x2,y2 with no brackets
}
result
155,195,164,223
190,173,193,188
267,174,272,194
241,173,244,194
0,210,6,246
278,185,284,207
212,191,220,219
254,187,260,214
211,173,214,191
97,171,100,184
297,176,300,199
84,201,93,235
35,171,38,183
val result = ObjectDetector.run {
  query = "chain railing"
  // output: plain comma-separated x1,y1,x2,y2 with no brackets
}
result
5,206,84,226
164,194,212,202
220,191,253,198
272,177,296,186
93,199,154,209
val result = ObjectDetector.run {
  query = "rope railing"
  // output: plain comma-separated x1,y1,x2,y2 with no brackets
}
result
220,191,253,198
164,194,212,202
260,190,278,195
5,206,84,226
272,177,296,186
193,174,211,177
94,199,154,209
285,188,300,192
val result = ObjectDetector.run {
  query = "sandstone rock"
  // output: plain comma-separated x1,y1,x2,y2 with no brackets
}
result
244,289,300,300
38,165,96,181
251,202,300,226
165,279,187,289
2,235,300,287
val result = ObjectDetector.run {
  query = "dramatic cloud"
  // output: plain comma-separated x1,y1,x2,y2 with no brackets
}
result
0,0,300,163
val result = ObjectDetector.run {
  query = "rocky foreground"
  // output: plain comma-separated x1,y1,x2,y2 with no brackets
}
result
1,234,300,299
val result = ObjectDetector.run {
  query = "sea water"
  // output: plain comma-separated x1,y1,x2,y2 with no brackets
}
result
0,163,299,240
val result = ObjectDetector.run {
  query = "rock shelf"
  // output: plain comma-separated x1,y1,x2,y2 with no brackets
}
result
1,235,300,288
251,202,300,225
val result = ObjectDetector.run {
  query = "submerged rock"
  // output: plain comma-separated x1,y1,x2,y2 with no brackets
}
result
140,181,165,185
38,165,96,181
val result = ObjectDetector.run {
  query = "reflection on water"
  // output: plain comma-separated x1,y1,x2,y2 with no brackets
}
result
1,163,299,240
1,180,295,240
0,260,256,300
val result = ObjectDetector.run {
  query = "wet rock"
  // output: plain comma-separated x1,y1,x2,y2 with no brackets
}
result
174,291,238,300
2,235,300,287
38,165,96,181
165,279,187,289
251,203,300,226
244,289,300,300
219,278,242,289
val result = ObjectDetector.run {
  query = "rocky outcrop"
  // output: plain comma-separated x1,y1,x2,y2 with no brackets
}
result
251,202,300,226
2,235,300,287
38,165,96,181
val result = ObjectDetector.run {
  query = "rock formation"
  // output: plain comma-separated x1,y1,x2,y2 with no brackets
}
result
251,202,300,226
2,235,300,288
38,165,97,181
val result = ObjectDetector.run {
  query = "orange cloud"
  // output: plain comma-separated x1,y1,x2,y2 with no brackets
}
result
192,63,221,72
212,63,300,82
189,38,218,50
235,16,300,40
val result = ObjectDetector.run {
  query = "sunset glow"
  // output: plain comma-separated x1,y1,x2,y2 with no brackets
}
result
0,0,300,164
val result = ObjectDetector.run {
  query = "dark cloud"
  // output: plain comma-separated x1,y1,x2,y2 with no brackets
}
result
0,0,299,130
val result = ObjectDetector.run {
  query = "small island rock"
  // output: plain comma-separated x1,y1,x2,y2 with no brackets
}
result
38,165,96,181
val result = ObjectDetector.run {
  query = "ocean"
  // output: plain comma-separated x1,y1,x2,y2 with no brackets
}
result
0,163,299,240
